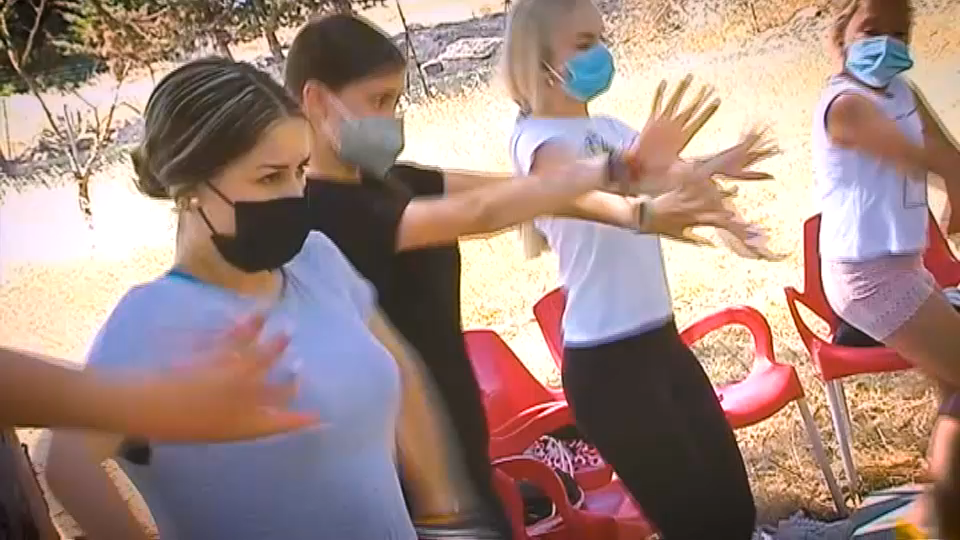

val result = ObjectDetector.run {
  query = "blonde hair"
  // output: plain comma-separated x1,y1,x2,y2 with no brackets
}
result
501,0,579,114
827,0,860,63
502,0,580,258
827,0,913,64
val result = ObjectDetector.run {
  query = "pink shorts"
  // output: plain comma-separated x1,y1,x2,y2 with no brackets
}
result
822,253,937,342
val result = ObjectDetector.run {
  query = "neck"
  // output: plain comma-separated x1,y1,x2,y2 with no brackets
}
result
532,96,589,118
308,141,361,184
839,69,891,91
174,234,280,299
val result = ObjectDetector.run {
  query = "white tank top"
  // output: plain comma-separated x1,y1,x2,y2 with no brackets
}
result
813,75,927,262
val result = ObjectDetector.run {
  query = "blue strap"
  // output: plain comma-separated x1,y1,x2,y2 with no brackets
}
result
166,267,203,285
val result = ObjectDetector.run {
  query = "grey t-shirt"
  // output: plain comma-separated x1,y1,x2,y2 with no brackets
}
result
86,232,415,539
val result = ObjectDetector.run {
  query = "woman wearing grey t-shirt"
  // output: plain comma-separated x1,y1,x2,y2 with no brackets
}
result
43,57,477,540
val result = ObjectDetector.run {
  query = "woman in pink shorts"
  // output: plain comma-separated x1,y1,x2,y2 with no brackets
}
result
814,0,960,533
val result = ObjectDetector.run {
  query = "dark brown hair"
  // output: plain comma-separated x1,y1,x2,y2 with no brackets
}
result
284,13,407,99
132,57,302,200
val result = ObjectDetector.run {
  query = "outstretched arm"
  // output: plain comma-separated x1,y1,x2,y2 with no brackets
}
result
1,315,314,442
395,156,612,251
0,347,125,430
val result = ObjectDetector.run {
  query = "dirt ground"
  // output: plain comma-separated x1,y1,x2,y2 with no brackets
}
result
3,0,960,537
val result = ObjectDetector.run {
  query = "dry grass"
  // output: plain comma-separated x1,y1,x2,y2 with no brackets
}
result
3,2,960,536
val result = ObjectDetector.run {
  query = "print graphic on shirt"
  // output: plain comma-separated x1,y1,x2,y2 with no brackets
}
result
898,108,927,209
583,130,616,157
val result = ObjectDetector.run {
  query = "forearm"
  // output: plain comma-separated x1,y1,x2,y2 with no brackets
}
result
926,135,960,183
0,347,132,432
440,168,512,193
553,190,637,228
46,434,148,539
465,157,607,231
368,312,478,519
909,80,960,180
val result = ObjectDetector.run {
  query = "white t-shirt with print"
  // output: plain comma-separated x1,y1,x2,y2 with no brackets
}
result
510,114,673,347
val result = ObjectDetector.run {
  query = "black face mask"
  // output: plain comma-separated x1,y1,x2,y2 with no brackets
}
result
199,184,311,273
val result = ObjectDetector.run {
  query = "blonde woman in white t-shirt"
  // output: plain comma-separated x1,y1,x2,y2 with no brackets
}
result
502,0,780,537
815,0,960,534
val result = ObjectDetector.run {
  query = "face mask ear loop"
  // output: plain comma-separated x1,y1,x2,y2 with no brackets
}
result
542,61,565,86
196,181,232,236
204,180,232,205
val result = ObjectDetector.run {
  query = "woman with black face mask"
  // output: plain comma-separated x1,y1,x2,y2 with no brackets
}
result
287,13,776,538
43,57,504,540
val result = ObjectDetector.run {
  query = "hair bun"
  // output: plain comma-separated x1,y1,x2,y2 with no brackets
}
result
130,146,169,200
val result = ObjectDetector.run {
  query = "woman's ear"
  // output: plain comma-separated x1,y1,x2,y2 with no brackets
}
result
175,195,201,213
301,81,330,123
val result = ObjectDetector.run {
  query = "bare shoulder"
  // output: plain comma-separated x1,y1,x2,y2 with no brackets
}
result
827,92,875,124
825,92,880,144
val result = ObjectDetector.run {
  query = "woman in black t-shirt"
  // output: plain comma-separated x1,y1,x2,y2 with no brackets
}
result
284,13,771,537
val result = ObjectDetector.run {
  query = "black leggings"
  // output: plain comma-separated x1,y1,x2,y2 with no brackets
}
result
563,321,756,540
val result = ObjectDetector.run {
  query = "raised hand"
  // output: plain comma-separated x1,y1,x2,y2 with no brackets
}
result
707,127,780,181
622,75,721,179
121,313,318,442
640,161,747,243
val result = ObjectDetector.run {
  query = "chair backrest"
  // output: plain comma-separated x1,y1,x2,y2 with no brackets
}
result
923,215,960,286
801,211,960,328
799,214,835,325
532,287,566,369
463,329,558,432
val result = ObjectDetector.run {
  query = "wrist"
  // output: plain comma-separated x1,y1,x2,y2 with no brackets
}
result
631,195,655,233
605,151,634,193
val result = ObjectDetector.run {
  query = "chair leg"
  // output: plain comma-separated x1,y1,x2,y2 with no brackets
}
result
836,383,856,450
796,397,847,515
825,380,860,492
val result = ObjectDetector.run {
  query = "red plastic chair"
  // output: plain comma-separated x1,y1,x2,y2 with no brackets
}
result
533,288,846,512
783,212,960,493
464,329,658,539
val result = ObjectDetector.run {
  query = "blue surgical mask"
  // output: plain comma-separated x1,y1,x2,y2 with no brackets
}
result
844,36,914,88
548,43,615,102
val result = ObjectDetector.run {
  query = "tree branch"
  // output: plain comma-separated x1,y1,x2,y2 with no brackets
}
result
20,0,46,68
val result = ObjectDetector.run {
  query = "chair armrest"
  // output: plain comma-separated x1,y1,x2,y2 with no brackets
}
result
679,304,775,366
494,402,568,435
784,287,910,380
489,402,574,459
783,287,826,356
490,469,529,539
492,456,580,525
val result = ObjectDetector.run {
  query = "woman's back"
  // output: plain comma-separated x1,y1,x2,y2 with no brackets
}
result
86,233,415,540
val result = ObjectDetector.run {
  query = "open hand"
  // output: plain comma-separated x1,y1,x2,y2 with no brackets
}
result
706,127,779,181
641,161,747,243
121,313,318,443
623,75,721,179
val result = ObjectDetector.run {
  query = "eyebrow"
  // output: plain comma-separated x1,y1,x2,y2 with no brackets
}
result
257,157,309,171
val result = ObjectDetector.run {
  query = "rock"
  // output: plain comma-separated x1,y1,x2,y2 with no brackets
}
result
423,61,445,76
436,36,502,62
790,6,822,22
